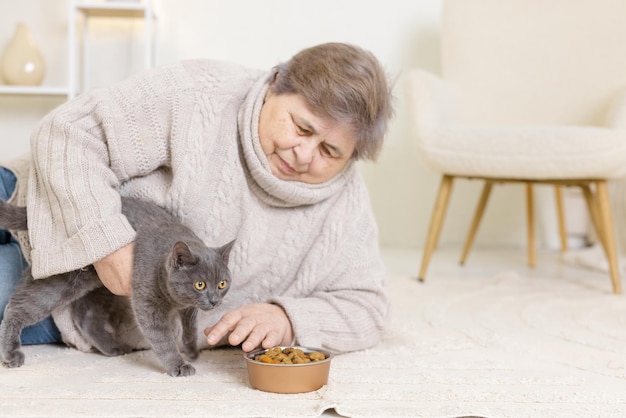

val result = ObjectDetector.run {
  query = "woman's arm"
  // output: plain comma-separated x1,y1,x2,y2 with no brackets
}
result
205,217,389,353
26,63,194,280
206,180,390,354
274,187,390,352
93,242,135,296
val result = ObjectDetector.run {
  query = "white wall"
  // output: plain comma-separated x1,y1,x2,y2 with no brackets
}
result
0,0,560,252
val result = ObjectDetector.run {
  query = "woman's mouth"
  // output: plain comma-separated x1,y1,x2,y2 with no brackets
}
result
278,156,296,174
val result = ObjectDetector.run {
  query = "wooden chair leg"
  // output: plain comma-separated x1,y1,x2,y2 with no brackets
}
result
418,174,454,282
459,181,493,265
554,186,568,252
581,184,604,247
594,180,622,294
526,183,536,267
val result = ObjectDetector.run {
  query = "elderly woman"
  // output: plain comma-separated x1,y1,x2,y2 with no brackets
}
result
0,42,394,354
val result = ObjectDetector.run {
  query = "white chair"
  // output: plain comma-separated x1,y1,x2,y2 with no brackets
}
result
407,0,626,294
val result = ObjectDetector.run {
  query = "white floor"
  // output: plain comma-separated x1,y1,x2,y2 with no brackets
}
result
3,244,624,418
319,244,623,417
381,243,618,295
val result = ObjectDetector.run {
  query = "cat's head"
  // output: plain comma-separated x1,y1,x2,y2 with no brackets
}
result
165,239,235,310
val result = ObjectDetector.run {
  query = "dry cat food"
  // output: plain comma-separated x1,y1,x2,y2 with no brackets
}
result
254,347,327,364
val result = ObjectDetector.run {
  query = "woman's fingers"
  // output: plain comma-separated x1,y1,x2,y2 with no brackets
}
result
204,303,293,352
205,310,242,345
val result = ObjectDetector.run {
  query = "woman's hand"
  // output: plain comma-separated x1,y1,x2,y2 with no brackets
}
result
93,242,135,296
204,303,294,352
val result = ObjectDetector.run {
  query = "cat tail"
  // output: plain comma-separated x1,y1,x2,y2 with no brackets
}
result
0,199,28,230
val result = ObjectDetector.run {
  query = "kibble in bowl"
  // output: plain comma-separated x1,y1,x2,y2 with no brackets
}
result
244,346,333,393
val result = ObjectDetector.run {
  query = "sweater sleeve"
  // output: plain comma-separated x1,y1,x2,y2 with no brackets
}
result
25,62,195,278
270,179,391,353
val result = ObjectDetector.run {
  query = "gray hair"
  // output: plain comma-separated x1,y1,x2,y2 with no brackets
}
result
269,43,394,161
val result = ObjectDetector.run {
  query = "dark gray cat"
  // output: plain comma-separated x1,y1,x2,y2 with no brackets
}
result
0,197,234,377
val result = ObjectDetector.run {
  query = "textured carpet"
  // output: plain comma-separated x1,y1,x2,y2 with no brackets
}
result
1,249,626,417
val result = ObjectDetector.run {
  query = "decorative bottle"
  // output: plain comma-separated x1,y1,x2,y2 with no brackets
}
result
0,23,46,86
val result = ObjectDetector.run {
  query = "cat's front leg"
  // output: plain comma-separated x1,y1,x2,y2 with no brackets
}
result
179,307,199,361
133,301,195,377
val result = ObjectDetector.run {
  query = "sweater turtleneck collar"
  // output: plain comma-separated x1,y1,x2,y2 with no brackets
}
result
238,72,354,208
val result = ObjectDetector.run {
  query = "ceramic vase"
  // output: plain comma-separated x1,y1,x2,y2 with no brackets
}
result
0,23,46,86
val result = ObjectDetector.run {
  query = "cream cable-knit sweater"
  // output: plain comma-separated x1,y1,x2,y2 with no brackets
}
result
3,59,390,353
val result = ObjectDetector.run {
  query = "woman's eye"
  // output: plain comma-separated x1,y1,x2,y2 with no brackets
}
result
194,281,206,291
217,280,228,290
319,144,333,157
295,125,310,136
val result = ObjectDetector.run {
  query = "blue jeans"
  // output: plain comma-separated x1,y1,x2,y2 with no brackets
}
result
0,166,62,345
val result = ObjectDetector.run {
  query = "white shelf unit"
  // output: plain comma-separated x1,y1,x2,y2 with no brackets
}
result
0,85,71,96
69,0,157,99
0,0,156,99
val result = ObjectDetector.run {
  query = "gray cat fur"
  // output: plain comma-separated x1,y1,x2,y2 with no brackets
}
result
0,197,234,377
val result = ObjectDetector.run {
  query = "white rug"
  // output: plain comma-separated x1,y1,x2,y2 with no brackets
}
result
562,244,626,274
1,252,626,418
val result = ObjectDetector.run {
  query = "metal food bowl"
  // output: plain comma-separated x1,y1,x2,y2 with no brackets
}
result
244,346,333,394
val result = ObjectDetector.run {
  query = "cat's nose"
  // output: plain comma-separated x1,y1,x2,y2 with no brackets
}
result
199,299,221,310
210,295,224,306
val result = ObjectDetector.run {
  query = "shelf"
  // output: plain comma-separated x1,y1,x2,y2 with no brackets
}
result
74,1,150,18
69,0,156,98
0,1,156,99
0,85,70,96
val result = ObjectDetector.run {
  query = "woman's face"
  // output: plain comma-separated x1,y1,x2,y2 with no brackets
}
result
258,91,356,184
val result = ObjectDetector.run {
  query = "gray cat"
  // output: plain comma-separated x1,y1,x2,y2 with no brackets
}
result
0,197,234,377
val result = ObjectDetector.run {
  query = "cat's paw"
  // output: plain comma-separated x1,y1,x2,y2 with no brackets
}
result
169,362,196,377
2,350,25,368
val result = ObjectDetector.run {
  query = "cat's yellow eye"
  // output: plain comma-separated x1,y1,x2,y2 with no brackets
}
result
194,281,206,291
217,280,227,290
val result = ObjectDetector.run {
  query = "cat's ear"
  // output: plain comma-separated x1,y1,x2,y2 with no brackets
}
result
219,240,236,265
172,241,196,268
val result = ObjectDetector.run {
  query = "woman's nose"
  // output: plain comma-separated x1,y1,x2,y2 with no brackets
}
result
293,138,316,164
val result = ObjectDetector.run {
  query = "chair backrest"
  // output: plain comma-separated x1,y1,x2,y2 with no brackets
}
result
442,0,626,126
